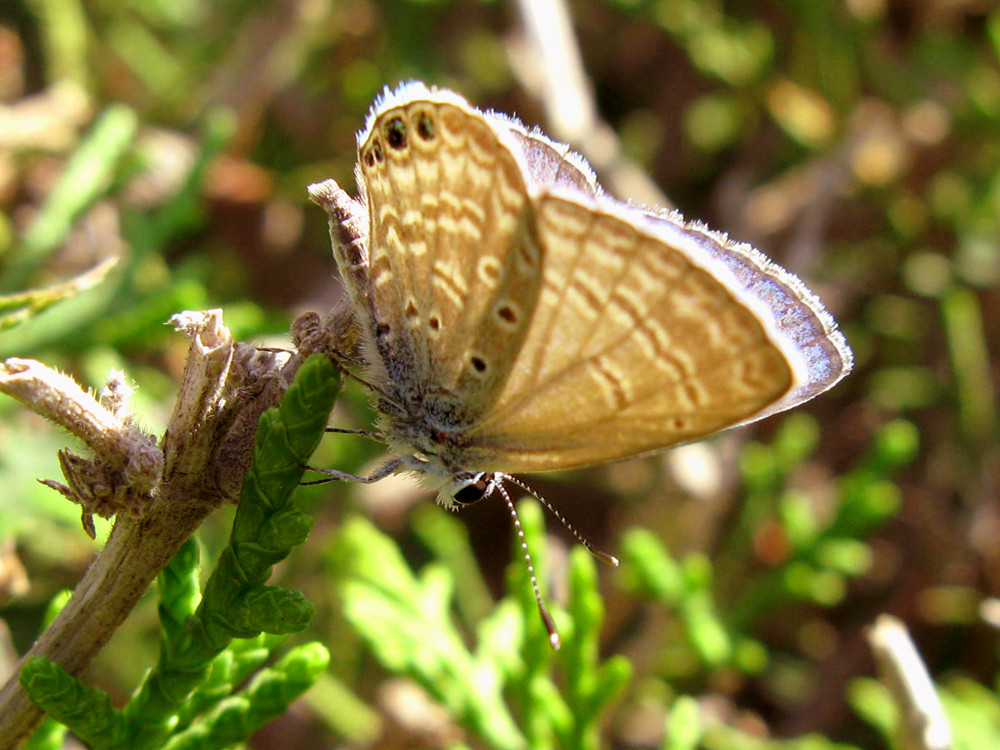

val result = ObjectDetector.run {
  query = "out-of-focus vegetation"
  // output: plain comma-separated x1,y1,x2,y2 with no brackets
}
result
0,0,998,747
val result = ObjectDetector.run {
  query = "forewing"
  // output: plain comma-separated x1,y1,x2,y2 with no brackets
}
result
357,88,543,414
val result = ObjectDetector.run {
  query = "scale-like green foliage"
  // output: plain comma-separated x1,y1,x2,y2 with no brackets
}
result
332,500,631,750
21,355,339,749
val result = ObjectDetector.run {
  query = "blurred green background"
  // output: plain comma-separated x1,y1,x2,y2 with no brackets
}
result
1,0,998,747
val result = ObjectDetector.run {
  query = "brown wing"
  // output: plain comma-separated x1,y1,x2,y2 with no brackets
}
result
461,195,803,473
356,92,543,417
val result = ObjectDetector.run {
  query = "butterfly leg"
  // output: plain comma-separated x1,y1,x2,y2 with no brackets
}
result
301,457,405,486
325,427,384,441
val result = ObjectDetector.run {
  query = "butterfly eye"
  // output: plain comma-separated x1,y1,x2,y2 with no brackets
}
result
451,476,490,505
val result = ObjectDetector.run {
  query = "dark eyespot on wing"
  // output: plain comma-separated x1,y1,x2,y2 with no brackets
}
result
386,117,407,150
416,112,435,141
497,304,517,323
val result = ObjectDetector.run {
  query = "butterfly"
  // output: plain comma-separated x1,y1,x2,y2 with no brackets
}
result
307,82,853,646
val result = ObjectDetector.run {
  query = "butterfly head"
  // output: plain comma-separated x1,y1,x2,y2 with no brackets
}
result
435,471,503,509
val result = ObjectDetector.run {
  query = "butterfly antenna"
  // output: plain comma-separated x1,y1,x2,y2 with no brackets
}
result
505,475,620,567
494,479,561,650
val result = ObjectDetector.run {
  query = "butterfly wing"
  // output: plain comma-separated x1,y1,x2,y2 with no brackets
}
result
460,144,852,473
343,83,851,477
354,85,543,417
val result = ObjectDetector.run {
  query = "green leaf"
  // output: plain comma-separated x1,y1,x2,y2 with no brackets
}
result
20,657,130,749
122,355,339,748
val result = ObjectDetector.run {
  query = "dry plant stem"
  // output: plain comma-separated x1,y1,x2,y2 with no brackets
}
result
0,357,153,472
0,309,301,748
1,353,163,538
0,81,91,152
511,0,671,209
868,614,951,750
